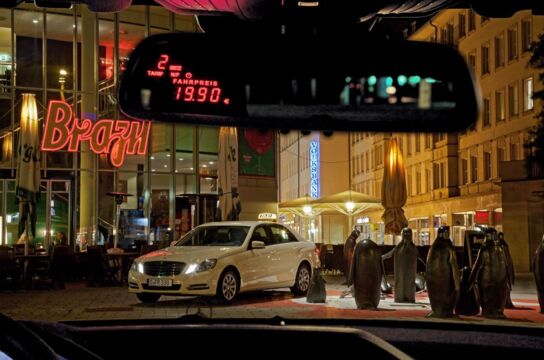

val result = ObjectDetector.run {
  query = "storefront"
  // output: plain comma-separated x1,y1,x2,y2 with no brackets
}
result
0,4,277,250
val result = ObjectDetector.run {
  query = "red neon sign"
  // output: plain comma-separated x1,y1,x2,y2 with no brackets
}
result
145,53,230,106
41,100,151,167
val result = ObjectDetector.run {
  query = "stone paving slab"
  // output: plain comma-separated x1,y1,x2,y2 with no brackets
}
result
0,275,542,327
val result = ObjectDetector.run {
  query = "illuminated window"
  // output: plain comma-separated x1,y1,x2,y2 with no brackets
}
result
495,90,505,122
523,77,534,111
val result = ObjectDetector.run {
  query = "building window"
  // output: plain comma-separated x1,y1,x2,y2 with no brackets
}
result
407,173,412,196
426,168,431,192
459,13,466,38
497,147,505,176
446,23,454,46
484,152,492,180
415,133,421,153
433,163,446,189
461,158,469,185
508,83,519,117
407,135,412,156
507,27,518,61
375,146,384,167
468,10,476,32
470,155,478,183
416,169,422,194
481,44,490,75
365,152,369,171
495,90,505,122
483,97,491,127
425,133,432,149
468,50,476,75
510,143,518,161
523,77,534,111
521,19,532,53
495,34,505,69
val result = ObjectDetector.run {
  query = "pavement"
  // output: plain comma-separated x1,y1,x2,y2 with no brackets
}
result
0,274,542,327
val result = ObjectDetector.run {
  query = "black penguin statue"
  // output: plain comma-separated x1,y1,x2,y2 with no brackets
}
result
534,234,544,314
455,265,480,316
343,229,360,284
468,229,511,318
306,267,327,303
382,227,418,303
497,232,515,309
348,238,383,309
425,226,460,317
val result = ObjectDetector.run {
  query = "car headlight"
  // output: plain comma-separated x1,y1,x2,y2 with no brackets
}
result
184,259,217,274
131,261,144,274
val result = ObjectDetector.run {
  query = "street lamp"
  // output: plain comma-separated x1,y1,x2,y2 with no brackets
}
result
59,69,67,100
303,205,312,216
345,201,355,213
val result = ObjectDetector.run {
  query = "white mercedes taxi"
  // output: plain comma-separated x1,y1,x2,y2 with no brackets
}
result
128,221,318,303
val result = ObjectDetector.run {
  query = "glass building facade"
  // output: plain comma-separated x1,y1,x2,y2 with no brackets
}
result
0,4,222,249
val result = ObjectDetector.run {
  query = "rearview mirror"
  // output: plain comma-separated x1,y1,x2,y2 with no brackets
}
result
119,32,479,132
250,240,266,250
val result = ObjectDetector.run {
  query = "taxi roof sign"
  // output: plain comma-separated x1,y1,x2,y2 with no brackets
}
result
258,213,277,221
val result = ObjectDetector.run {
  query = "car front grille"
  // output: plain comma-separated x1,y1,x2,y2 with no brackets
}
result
143,261,185,276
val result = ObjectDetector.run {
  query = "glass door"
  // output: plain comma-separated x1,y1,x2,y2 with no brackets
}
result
1,179,71,248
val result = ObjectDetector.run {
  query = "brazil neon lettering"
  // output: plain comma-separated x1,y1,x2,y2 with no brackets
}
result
41,100,151,167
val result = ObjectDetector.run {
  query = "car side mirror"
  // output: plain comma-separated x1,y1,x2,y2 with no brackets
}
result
250,240,266,250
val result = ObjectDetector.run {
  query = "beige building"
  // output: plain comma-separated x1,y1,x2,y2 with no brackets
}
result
278,9,544,272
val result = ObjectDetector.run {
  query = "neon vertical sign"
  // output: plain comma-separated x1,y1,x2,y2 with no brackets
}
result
309,140,320,198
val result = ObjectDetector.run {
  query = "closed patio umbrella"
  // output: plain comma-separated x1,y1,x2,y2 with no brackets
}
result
381,137,408,235
217,127,240,221
16,93,41,252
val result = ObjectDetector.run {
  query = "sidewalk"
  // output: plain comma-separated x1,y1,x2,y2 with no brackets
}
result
0,274,541,326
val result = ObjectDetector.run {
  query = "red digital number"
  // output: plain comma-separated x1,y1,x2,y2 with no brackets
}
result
157,54,169,70
184,86,195,101
210,88,221,103
175,86,182,100
197,87,208,102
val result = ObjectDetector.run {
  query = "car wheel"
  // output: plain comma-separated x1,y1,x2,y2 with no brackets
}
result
216,270,239,304
137,293,161,303
291,263,311,296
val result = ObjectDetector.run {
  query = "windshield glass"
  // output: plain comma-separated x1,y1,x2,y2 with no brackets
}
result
176,226,249,247
0,1,543,336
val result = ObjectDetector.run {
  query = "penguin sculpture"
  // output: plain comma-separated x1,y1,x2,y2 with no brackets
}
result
343,229,360,284
468,229,511,318
534,234,544,314
425,226,460,317
348,238,383,309
497,232,515,309
382,227,419,303
306,267,327,303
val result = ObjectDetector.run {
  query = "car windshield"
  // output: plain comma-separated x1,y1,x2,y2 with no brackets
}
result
0,1,544,343
176,226,249,247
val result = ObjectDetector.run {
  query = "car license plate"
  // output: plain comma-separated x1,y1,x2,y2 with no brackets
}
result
147,279,172,287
